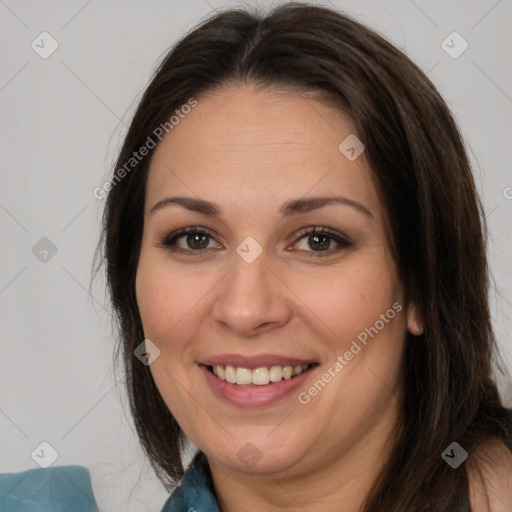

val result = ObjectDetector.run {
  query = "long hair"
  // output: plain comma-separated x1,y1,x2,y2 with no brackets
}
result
93,3,512,510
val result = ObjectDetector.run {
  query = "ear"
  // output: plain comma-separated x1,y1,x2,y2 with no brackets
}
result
407,302,424,336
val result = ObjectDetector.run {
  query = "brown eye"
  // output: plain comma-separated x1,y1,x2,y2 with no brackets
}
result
159,227,220,254
158,225,352,258
294,227,352,256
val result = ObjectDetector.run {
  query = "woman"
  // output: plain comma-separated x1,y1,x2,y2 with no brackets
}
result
1,3,508,512
96,2,512,512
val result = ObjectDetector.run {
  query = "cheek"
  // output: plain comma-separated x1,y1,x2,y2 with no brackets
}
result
136,264,173,341
292,263,405,425
135,260,209,421
135,257,213,351
290,254,402,350
135,258,178,361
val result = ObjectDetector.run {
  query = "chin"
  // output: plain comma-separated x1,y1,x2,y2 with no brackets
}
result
203,437,305,475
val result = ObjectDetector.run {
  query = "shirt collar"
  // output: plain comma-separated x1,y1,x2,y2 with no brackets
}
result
160,451,220,512
160,451,471,512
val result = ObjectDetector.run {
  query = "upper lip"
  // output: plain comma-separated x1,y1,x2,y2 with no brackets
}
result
199,354,318,369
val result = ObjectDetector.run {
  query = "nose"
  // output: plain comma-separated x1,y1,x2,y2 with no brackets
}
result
211,248,292,337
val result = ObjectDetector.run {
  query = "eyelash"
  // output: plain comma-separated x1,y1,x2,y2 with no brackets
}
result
158,226,352,258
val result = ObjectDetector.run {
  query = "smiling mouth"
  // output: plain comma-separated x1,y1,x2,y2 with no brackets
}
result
206,363,318,386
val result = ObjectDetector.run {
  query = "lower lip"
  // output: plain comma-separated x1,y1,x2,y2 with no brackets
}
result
199,364,317,407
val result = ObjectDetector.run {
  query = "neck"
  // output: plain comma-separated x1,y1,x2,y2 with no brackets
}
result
207,391,402,512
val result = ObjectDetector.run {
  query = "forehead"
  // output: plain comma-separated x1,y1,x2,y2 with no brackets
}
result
145,84,382,223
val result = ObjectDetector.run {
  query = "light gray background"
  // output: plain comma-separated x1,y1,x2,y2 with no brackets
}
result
1,0,511,510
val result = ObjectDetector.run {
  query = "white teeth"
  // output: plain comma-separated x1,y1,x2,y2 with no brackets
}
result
225,365,236,383
211,364,312,385
252,367,270,385
269,365,283,382
282,366,293,379
235,367,252,385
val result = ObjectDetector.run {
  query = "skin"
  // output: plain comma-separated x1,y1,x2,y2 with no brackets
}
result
469,441,512,512
135,83,425,512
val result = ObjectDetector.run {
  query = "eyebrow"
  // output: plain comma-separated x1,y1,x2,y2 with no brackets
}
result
149,195,373,219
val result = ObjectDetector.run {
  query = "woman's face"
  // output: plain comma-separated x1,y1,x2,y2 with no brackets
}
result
136,84,419,477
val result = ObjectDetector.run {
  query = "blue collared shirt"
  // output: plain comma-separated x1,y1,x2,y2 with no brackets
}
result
0,452,469,512
161,452,220,512
162,452,470,512
0,454,219,512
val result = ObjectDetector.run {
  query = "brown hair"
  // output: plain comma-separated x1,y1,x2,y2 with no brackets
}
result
93,3,512,510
